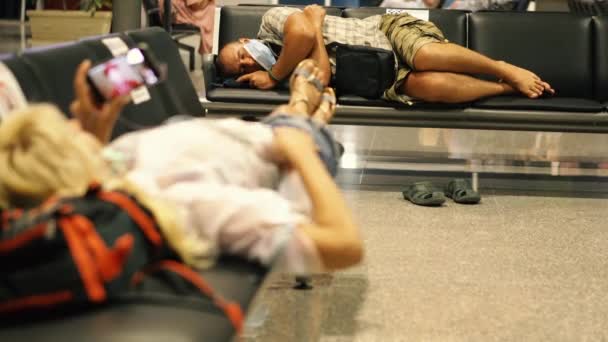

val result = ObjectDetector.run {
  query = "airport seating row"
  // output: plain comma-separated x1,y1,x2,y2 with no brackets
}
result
204,6,608,133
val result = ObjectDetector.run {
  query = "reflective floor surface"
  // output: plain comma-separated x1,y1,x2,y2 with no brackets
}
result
240,125,608,341
241,189,608,342
331,125,608,194
332,125,608,174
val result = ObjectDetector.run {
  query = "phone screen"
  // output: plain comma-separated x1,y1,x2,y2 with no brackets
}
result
88,48,160,100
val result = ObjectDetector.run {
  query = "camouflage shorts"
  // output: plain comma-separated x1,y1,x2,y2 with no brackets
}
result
379,13,448,103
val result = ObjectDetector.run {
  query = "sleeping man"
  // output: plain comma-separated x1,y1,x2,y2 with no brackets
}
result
217,5,554,104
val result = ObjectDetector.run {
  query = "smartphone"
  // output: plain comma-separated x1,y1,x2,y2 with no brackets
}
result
87,45,165,101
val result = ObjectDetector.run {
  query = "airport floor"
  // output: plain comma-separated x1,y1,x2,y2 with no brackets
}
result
3,21,608,341
241,189,608,341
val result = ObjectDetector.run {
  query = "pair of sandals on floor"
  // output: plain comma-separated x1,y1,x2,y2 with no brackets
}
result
403,179,481,206
273,59,336,123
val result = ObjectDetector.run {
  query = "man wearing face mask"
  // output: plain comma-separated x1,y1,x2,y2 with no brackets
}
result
219,5,330,91
217,5,555,104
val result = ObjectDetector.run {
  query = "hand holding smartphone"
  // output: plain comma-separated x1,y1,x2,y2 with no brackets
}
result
87,44,165,102
70,44,165,143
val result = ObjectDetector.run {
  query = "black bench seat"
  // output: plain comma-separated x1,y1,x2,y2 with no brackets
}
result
203,6,608,134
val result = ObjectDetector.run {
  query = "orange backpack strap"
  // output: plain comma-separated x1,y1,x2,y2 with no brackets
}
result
69,214,135,282
59,217,107,302
0,223,47,254
0,291,74,314
95,191,163,248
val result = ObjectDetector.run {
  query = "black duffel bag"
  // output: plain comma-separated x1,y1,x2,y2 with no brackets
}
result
334,44,396,99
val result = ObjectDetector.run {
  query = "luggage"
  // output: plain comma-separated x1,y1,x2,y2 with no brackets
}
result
335,44,396,99
0,184,244,332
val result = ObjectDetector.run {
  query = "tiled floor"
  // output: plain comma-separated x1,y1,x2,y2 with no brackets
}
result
242,189,608,341
3,19,608,341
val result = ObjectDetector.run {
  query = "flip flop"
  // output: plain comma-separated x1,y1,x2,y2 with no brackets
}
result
289,60,324,92
288,60,324,114
402,181,446,207
444,179,481,204
312,87,337,124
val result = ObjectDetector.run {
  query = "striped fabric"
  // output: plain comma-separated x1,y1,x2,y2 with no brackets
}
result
257,7,393,74
257,7,393,50
256,7,448,103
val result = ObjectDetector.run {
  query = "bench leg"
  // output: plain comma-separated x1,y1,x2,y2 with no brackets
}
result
471,172,479,192
176,41,196,71
20,0,26,52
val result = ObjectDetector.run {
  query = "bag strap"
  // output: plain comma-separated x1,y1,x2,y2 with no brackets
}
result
94,189,163,248
0,197,66,253
131,260,245,333
59,213,136,303
0,290,74,314
59,216,108,302
69,214,135,282
0,223,48,254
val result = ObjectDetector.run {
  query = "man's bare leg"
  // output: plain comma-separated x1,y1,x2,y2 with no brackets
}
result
413,43,554,99
402,71,515,103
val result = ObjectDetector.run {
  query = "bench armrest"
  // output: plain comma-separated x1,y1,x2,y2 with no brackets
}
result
202,53,217,93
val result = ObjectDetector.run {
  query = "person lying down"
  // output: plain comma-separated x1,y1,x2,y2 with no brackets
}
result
0,59,363,274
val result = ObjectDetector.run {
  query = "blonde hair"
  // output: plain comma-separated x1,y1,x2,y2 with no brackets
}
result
0,104,213,269
0,104,106,208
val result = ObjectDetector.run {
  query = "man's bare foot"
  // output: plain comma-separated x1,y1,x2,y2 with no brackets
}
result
497,61,555,99
499,81,516,95
288,59,324,115
311,87,336,125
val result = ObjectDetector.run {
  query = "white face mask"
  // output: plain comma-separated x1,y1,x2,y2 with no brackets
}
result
242,39,277,71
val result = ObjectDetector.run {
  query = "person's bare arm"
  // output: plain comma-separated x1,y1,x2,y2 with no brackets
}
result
70,60,130,144
273,127,363,270
303,5,331,86
270,12,316,82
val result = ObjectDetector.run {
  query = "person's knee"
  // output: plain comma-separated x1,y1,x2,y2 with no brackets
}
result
412,42,443,71
403,72,449,102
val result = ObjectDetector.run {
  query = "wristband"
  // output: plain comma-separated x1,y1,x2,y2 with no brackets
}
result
267,68,281,83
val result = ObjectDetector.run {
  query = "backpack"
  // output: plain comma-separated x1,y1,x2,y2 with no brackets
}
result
0,184,244,332
334,43,396,99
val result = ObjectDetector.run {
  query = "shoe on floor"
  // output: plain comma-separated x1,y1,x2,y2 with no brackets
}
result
445,179,481,204
402,181,446,207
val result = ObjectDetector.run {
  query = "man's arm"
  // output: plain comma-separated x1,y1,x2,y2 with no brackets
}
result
237,11,316,89
268,12,316,82
302,5,331,86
